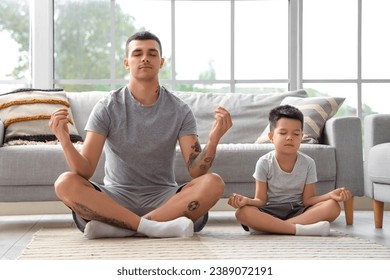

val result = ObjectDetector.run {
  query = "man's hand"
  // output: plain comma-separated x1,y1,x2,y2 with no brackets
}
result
49,108,71,143
209,106,232,144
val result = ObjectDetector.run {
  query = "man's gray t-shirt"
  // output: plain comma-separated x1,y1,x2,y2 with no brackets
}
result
85,86,197,188
253,151,317,204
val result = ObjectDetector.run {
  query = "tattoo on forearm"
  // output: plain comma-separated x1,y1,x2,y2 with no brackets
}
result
187,141,214,170
192,141,202,153
73,202,130,230
187,200,200,211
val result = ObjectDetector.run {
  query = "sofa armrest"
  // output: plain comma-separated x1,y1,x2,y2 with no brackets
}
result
363,114,390,158
363,114,390,198
322,116,364,196
0,119,4,146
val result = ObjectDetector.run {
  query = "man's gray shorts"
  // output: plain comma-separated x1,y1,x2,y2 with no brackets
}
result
72,182,209,233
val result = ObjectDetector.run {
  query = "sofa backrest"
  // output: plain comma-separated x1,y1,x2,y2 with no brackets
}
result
174,89,308,144
66,89,308,144
66,91,109,139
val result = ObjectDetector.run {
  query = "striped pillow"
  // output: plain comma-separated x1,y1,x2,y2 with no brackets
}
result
256,96,345,144
0,88,83,145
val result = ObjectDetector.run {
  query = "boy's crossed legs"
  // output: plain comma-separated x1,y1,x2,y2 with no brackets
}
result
235,200,341,236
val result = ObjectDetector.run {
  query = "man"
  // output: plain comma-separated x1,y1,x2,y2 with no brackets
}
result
49,31,232,239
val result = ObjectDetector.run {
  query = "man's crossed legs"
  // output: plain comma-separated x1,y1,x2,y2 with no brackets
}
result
54,172,224,239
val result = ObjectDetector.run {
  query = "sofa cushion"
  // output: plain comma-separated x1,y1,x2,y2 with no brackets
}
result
0,145,105,186
368,143,390,185
0,88,82,145
174,89,308,144
256,96,345,144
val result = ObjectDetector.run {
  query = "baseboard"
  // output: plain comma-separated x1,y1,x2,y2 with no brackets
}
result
0,196,389,216
0,201,71,216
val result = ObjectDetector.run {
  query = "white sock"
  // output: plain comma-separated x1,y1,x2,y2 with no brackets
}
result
84,220,137,239
248,227,264,234
295,221,330,236
137,217,194,238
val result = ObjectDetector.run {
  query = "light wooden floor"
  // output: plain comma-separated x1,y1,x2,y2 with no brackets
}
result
1,210,389,260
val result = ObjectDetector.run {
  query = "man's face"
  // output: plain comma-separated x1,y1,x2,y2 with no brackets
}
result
124,39,164,81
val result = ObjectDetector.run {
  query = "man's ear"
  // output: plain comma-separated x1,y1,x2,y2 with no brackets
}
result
124,58,129,69
160,57,165,68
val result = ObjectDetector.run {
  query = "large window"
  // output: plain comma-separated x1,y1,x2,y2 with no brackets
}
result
302,0,358,116
1,0,389,118
0,0,30,92
302,0,390,117
361,0,390,115
53,0,289,93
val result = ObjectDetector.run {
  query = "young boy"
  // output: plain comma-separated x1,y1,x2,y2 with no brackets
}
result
228,105,351,236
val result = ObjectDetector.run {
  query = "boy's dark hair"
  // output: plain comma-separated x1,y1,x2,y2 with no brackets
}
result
269,104,304,131
125,31,162,57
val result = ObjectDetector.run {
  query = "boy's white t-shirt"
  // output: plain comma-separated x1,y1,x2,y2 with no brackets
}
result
253,151,317,204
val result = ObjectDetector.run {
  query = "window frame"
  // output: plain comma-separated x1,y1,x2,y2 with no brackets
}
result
32,0,293,92
20,0,390,119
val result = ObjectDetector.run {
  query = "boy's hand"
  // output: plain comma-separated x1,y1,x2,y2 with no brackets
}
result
228,193,248,209
330,187,352,202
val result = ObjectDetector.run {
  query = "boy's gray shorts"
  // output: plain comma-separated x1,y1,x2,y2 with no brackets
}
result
242,202,310,231
259,202,310,220
72,181,208,233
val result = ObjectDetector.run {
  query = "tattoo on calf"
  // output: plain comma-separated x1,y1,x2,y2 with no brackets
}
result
74,202,129,229
188,200,200,211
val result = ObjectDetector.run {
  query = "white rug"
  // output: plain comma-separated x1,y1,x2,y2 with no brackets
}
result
19,220,390,260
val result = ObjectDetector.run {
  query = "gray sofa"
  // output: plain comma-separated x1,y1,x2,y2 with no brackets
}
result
0,89,364,224
364,114,390,228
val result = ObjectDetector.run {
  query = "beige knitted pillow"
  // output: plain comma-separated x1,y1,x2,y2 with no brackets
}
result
256,96,345,144
0,88,83,145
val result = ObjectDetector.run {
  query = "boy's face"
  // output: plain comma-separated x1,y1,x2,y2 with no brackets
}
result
268,117,303,155
124,39,164,81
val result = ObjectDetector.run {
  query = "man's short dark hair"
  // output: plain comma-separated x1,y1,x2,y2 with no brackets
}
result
268,104,304,131
125,31,162,57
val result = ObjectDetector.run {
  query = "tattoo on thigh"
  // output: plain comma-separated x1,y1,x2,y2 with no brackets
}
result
74,202,129,229
188,200,200,211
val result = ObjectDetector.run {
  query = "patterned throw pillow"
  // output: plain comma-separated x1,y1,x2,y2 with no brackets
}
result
0,88,83,145
256,96,345,144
